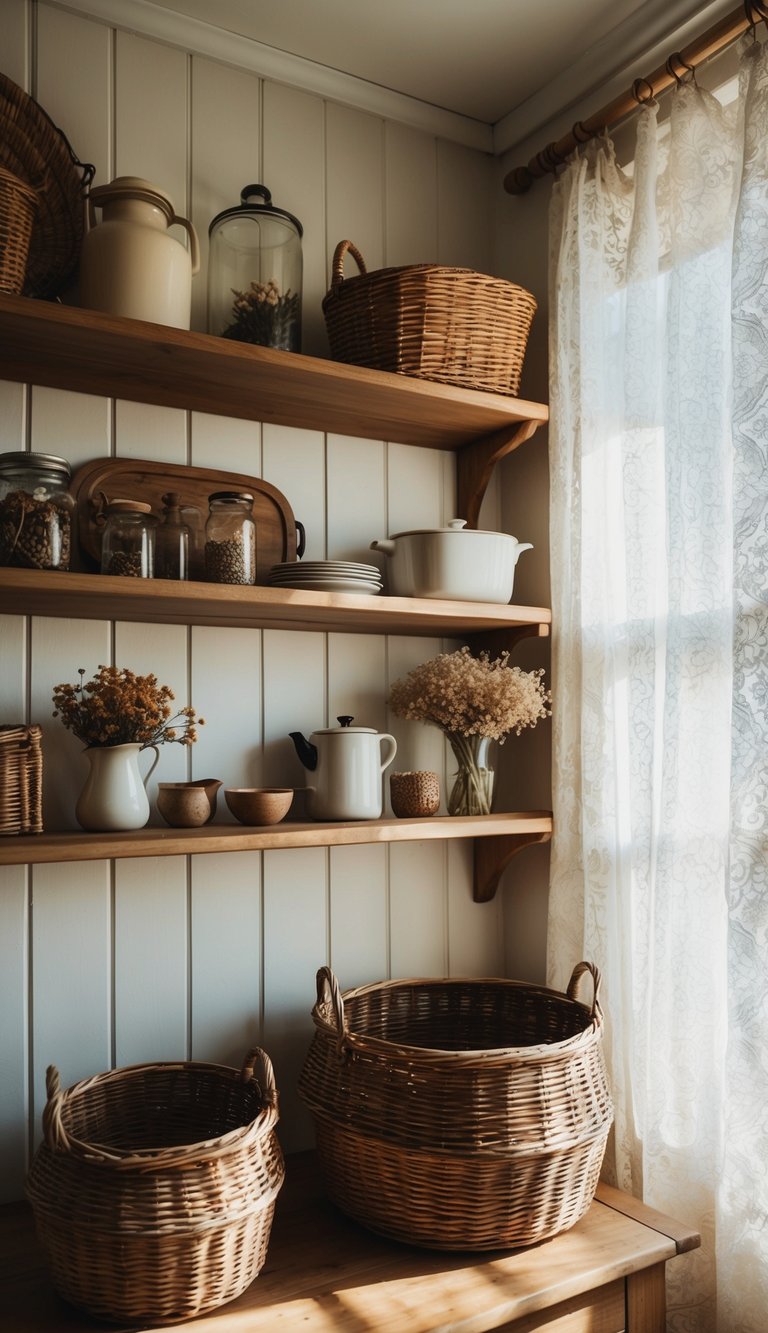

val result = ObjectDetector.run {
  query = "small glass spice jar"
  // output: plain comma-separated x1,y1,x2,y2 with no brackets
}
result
155,491,191,580
100,499,157,578
204,491,257,584
0,451,75,570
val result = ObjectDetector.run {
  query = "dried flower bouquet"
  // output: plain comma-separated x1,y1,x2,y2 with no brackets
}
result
52,666,203,749
388,647,550,815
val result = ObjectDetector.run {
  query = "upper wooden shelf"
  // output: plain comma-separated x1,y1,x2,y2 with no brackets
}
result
0,568,551,639
0,294,548,452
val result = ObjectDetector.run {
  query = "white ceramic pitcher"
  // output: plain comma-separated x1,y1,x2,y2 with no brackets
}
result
80,175,200,329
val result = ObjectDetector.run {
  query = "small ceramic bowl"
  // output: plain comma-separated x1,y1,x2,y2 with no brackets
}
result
225,787,294,826
157,779,222,828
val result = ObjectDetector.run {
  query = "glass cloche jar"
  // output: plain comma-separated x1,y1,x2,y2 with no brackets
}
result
207,185,303,351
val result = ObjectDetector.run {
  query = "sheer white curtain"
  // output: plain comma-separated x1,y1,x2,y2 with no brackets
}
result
547,38,768,1333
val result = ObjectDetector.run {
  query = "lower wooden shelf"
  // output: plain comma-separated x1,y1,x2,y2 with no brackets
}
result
0,812,552,902
0,1151,700,1333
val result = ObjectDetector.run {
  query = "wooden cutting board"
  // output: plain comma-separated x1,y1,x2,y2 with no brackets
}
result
70,457,300,581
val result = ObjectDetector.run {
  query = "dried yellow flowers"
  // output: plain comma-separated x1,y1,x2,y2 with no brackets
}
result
388,646,550,743
52,666,204,749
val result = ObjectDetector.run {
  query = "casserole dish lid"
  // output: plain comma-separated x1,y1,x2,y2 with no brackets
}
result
388,519,514,538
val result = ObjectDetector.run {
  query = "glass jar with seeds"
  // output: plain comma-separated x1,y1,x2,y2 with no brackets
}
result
0,452,75,570
204,491,257,585
100,499,157,578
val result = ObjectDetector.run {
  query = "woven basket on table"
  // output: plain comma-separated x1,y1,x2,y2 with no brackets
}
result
26,1049,285,1324
299,963,613,1251
322,239,537,397
0,724,43,835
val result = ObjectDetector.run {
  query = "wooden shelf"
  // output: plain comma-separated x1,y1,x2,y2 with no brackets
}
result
0,812,552,870
0,294,548,452
0,568,551,641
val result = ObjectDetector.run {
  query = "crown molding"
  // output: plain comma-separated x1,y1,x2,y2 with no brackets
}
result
49,0,494,153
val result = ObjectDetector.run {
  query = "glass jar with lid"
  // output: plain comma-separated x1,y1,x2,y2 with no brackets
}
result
204,491,256,585
207,185,303,351
155,491,191,580
100,499,157,578
0,451,75,570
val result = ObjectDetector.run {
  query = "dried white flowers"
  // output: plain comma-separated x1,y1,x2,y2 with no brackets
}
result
388,646,550,743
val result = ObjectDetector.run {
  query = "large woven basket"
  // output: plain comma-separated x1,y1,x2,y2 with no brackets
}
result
26,1049,285,1324
0,724,43,835
299,964,613,1251
322,239,537,397
0,165,38,294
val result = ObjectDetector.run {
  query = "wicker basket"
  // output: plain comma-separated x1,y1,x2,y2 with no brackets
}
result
299,963,613,1251
0,724,43,835
0,165,38,294
26,1049,285,1324
322,239,537,397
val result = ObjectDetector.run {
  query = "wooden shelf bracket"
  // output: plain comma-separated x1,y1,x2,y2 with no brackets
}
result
457,418,544,528
473,826,552,902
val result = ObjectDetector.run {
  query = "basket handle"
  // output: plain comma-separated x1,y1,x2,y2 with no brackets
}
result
314,965,350,1057
330,239,367,291
240,1046,278,1108
42,1065,71,1152
566,961,603,1020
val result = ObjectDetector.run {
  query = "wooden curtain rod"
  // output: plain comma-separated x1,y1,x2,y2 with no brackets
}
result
504,1,768,194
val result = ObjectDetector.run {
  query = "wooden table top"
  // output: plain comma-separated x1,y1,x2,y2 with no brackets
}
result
0,1152,699,1333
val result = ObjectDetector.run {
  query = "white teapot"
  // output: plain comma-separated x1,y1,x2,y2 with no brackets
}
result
290,715,397,821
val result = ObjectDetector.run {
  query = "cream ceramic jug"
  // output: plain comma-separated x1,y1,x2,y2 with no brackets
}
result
290,715,397,821
80,176,200,329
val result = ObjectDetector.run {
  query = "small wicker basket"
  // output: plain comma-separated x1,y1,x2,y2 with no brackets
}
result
0,165,38,294
322,239,537,397
299,964,613,1251
0,724,43,835
26,1049,285,1324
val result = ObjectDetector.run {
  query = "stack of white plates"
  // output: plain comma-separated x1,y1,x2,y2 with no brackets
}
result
268,560,383,595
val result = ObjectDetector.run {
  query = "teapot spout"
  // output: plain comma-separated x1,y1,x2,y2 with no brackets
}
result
289,731,318,772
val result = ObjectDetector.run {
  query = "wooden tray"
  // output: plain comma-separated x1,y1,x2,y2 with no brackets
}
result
70,457,301,581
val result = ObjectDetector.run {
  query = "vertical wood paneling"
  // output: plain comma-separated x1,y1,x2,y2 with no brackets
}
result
263,82,326,358
115,30,188,211
389,841,447,977
0,380,27,448
31,861,111,1140
29,387,111,472
4,0,29,88
0,615,26,721
388,443,445,532
329,845,388,987
385,635,446,784
326,434,387,565
190,851,262,1066
0,865,27,1201
263,629,325,794
115,401,188,466
37,5,112,182
447,840,504,976
262,846,327,1151
385,123,438,266
262,424,325,561
31,616,111,830
114,857,188,1065
328,633,387,736
326,104,384,275
191,626,262,796
190,411,261,477
114,621,190,798
190,56,261,335
437,141,494,271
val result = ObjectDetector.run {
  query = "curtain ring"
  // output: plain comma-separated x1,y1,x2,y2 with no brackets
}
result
571,120,594,144
632,77,655,105
536,141,566,174
666,52,696,85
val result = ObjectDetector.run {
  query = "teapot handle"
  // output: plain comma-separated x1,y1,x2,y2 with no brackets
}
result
172,213,200,275
378,734,397,773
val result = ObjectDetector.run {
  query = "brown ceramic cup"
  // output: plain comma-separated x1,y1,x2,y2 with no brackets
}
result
389,770,440,818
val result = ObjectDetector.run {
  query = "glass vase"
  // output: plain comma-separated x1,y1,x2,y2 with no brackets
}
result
446,733,494,816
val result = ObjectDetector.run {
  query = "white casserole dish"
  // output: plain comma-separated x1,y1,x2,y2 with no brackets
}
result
370,519,532,603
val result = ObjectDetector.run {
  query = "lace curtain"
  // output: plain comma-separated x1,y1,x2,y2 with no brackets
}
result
547,39,768,1332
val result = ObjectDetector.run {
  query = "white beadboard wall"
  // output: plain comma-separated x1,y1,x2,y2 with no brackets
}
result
0,0,524,1201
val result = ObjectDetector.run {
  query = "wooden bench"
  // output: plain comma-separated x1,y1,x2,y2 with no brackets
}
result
0,1151,699,1332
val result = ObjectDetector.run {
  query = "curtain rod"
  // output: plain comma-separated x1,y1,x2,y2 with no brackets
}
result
504,1,768,195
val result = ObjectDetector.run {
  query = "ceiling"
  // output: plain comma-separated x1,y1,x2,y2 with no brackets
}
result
144,0,734,148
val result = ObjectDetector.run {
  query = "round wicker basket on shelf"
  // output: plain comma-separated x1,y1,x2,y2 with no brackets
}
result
299,963,613,1251
0,166,38,294
26,1049,284,1324
322,239,537,397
